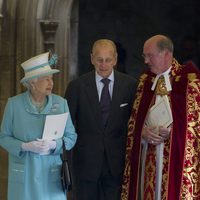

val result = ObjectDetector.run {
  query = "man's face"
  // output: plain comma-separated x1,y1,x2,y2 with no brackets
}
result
143,42,167,75
91,45,117,78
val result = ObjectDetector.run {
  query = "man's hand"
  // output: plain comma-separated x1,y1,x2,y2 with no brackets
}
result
158,126,171,140
142,125,171,145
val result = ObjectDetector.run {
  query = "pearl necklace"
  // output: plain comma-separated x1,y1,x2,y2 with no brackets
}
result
30,95,47,112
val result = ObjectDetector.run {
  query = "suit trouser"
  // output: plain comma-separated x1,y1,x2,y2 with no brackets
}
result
75,154,122,200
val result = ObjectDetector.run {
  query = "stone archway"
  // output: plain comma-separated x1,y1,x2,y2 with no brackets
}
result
0,1,78,199
14,0,78,96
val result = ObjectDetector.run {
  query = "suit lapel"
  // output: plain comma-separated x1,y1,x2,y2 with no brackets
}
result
83,71,125,132
106,71,124,130
84,72,104,130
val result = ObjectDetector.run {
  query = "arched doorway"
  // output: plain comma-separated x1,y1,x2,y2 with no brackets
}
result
0,1,78,199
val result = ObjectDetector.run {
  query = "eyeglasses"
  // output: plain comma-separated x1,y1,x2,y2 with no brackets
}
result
142,52,162,60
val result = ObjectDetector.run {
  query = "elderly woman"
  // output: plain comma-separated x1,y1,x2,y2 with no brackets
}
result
0,52,77,200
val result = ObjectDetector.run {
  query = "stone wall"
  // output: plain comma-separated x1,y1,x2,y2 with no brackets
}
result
0,0,78,199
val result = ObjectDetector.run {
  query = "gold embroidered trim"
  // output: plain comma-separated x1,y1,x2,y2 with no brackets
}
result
180,78,200,199
155,75,169,96
121,73,148,200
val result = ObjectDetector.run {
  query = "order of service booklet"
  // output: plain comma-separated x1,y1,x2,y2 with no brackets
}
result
146,96,173,128
42,112,69,140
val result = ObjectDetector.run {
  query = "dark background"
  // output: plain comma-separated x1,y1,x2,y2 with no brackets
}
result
78,0,200,79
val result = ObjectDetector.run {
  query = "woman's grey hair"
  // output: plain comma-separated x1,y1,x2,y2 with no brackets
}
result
22,78,38,90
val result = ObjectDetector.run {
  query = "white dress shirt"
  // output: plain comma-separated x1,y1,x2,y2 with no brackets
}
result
95,70,114,101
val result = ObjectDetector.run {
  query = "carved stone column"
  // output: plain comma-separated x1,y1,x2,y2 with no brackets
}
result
0,0,4,38
40,20,59,53
40,20,60,93
0,15,3,34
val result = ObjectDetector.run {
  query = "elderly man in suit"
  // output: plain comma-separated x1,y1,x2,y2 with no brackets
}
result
65,39,138,200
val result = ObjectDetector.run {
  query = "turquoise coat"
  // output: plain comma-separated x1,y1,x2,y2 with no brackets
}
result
0,91,77,200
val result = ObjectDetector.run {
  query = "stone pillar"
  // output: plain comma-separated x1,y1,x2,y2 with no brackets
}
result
40,20,59,53
0,0,4,38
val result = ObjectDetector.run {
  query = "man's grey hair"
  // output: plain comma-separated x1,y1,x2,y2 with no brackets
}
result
157,36,174,53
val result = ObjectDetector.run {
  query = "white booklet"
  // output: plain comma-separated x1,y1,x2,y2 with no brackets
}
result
146,96,173,128
42,112,69,140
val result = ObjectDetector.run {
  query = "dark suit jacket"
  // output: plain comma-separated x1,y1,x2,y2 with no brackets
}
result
65,70,138,181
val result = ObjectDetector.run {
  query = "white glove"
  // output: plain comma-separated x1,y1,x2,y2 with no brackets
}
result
21,140,50,154
37,139,56,149
36,139,57,155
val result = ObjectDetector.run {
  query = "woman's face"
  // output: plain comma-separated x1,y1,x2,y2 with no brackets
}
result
30,75,54,97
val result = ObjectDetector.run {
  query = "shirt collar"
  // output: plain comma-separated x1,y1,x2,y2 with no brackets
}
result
95,70,114,83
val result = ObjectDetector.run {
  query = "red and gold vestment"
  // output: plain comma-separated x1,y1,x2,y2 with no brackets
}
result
121,59,200,200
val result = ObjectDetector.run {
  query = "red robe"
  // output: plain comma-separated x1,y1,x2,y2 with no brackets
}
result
121,59,200,200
